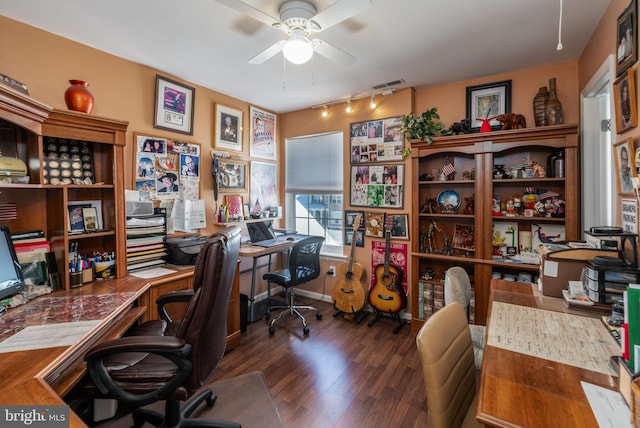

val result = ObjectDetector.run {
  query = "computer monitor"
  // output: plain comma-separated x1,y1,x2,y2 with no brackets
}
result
0,226,26,300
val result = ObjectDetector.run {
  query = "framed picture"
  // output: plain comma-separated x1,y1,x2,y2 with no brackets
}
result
345,210,365,247
82,207,98,231
215,104,243,152
614,68,638,133
225,195,244,220
350,164,404,208
466,80,512,132
452,223,475,251
388,214,409,239
250,161,277,214
364,211,385,238
249,106,277,160
614,138,634,194
154,74,195,135
216,159,247,192
68,200,103,231
350,116,403,163
617,0,638,76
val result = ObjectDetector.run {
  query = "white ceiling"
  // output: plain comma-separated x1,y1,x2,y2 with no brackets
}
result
0,0,610,114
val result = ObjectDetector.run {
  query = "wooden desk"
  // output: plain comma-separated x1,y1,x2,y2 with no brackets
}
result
239,242,293,322
477,280,621,427
0,277,150,427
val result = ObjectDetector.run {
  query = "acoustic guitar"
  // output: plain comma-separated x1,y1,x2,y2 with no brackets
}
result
368,216,406,314
332,214,367,314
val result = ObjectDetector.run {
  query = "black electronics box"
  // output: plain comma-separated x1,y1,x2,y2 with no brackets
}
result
165,235,208,265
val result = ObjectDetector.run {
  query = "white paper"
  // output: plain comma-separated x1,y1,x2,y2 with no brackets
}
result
125,189,140,201
0,320,101,353
185,199,206,229
129,267,177,279
581,382,632,428
543,259,559,277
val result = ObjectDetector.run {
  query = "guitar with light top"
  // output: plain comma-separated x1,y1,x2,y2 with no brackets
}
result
332,214,367,314
368,216,406,314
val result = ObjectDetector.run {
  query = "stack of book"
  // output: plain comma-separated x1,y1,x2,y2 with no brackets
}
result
126,214,167,272
11,229,50,264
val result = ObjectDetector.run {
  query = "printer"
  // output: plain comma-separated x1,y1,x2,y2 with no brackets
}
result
165,235,209,265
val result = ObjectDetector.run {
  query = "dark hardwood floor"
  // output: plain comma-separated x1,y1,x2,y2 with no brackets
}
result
211,297,429,427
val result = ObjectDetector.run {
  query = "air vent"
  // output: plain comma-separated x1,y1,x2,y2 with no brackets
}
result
372,79,405,90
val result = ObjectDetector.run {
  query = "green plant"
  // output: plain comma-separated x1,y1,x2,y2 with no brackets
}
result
399,107,444,144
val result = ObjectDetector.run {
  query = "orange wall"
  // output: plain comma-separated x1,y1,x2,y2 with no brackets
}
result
0,0,623,310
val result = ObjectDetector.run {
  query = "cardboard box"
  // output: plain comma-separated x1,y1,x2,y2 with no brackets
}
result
538,245,619,297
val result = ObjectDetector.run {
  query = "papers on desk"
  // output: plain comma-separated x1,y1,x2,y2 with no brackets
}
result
581,382,631,428
129,267,177,279
0,320,101,353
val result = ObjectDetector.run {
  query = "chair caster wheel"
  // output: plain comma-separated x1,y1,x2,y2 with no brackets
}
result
316,313,323,320
303,326,310,335
269,326,275,334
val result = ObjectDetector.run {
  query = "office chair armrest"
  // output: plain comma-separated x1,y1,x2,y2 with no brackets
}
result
85,336,193,407
156,289,195,323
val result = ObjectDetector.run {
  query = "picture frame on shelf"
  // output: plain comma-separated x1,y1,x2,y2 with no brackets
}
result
225,195,244,220
68,200,103,232
614,68,638,133
217,159,247,192
215,104,243,152
249,106,276,160
389,214,409,239
82,207,98,231
466,80,512,132
616,0,638,77
614,138,635,194
154,74,195,135
452,223,475,251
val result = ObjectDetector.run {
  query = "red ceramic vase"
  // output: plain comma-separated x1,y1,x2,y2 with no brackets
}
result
64,80,94,113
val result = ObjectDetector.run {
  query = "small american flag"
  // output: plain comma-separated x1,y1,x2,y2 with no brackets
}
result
442,158,456,176
538,190,559,200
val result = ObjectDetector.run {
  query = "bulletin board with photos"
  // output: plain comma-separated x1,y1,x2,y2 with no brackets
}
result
134,133,201,202
350,164,404,208
350,116,404,163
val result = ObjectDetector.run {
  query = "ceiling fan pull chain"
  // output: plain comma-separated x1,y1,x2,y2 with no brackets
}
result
557,0,563,50
282,54,287,90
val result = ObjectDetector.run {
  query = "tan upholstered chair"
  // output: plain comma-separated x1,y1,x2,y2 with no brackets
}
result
416,302,483,428
444,266,486,369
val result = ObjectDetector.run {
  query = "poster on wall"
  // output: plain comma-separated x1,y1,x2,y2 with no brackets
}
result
370,240,408,294
350,164,403,208
350,116,403,163
134,133,200,201
250,161,277,214
250,106,277,160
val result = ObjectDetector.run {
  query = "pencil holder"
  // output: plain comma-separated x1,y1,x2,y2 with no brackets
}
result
69,271,83,288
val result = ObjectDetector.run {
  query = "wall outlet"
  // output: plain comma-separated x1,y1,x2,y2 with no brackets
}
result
328,265,336,276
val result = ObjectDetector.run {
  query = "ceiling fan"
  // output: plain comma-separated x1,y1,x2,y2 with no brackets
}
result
215,0,371,65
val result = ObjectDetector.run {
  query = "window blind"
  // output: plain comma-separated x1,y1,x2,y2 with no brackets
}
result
285,132,343,193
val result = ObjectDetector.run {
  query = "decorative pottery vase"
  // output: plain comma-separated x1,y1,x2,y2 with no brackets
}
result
545,78,563,125
64,80,94,113
533,86,549,126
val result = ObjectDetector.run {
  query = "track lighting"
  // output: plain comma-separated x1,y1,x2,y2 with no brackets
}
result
370,95,377,109
321,106,328,117
346,100,352,113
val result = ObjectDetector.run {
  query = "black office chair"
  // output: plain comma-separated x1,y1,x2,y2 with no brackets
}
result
83,226,241,428
263,236,325,335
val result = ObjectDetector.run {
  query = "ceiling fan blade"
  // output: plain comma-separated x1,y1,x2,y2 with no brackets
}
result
248,40,287,64
312,39,356,66
214,0,280,27
310,0,372,31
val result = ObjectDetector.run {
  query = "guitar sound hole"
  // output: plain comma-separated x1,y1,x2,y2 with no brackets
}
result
382,274,396,288
345,272,353,281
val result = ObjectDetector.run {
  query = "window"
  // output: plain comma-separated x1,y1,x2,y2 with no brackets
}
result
285,132,344,256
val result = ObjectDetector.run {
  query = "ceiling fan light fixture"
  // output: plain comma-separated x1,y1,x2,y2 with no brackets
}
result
283,30,313,64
